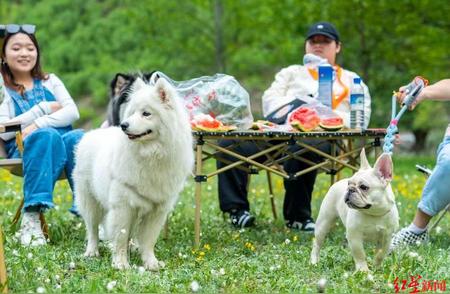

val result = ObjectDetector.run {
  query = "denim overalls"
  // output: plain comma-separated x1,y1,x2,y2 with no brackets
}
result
5,79,83,214
418,131,450,216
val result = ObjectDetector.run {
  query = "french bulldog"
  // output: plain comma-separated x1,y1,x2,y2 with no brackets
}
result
310,149,399,272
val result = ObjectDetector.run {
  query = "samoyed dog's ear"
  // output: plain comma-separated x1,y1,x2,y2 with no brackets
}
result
132,77,147,92
154,78,175,105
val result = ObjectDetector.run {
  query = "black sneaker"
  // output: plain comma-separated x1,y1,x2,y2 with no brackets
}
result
229,209,255,228
286,219,315,232
389,227,428,252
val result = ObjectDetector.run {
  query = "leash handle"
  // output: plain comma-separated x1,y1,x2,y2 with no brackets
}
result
399,76,429,108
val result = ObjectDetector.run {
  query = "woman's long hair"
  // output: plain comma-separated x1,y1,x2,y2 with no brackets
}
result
1,32,47,96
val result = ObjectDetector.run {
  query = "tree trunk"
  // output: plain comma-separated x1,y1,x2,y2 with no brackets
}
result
412,129,428,152
213,0,225,72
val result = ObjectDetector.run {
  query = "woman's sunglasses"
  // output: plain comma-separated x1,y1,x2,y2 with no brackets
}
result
0,24,36,37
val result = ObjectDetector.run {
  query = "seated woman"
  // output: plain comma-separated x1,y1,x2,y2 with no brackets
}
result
217,22,372,231
0,24,83,246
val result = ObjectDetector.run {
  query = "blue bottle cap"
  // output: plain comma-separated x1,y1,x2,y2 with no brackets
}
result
354,77,361,84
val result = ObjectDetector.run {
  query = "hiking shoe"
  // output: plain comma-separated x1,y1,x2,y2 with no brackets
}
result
286,219,315,232
19,212,47,247
230,209,255,228
390,227,428,252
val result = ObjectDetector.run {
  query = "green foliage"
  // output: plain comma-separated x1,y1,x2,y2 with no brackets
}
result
1,0,449,147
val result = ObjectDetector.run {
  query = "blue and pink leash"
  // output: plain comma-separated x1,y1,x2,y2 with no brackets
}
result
383,77,429,154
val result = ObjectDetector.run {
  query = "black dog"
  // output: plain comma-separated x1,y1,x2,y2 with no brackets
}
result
106,72,157,126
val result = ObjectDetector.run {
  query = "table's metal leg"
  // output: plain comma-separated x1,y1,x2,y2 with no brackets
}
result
374,137,381,158
194,143,203,248
266,171,277,220
0,226,7,293
330,140,336,185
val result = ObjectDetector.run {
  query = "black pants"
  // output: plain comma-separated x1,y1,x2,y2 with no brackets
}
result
216,139,331,222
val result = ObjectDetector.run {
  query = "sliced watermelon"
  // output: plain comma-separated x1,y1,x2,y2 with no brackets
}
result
319,117,344,131
191,114,236,132
288,107,321,132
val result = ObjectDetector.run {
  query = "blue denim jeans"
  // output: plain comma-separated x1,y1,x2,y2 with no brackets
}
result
418,136,450,216
8,128,84,214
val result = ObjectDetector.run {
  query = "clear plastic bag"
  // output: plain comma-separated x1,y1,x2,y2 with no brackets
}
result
152,72,253,129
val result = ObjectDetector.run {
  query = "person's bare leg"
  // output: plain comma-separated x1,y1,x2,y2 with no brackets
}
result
412,209,432,229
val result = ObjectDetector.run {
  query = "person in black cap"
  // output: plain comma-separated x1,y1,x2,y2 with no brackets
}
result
217,21,372,231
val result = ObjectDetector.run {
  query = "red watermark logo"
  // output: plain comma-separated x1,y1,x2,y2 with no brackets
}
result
393,275,446,293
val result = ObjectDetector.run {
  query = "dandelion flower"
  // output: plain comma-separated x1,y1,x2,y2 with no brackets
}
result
284,239,291,245
138,266,145,274
190,281,200,292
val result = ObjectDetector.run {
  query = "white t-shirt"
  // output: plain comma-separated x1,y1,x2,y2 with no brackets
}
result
0,73,79,140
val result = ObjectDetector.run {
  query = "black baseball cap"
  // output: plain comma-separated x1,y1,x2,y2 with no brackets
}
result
306,22,340,42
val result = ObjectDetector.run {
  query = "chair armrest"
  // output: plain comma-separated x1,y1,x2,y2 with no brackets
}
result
0,122,22,134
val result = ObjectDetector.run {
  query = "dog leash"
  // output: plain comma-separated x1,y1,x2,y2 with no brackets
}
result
383,76,428,154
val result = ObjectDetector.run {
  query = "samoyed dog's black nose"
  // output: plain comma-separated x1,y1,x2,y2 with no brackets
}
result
120,122,129,131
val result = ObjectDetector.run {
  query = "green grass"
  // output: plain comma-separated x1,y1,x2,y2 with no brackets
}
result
1,155,449,293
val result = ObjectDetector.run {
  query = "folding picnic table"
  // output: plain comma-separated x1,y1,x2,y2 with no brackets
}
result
191,128,386,247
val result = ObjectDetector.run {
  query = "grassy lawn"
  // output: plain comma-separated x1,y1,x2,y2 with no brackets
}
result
1,154,449,293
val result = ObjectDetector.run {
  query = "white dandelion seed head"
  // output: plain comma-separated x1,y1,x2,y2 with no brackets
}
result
68,262,76,270
436,226,442,234
367,274,374,281
190,281,200,292
284,239,291,245
106,281,117,291
269,266,276,271
36,267,43,273
12,250,19,256
219,268,225,275
343,272,349,278
27,253,33,259
138,266,145,274
408,251,419,258
45,278,50,284
317,278,327,292
36,287,46,293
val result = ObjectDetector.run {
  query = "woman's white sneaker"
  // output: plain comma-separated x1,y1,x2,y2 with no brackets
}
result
19,212,47,246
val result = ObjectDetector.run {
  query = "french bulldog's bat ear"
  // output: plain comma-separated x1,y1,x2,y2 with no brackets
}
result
359,148,371,170
373,153,393,182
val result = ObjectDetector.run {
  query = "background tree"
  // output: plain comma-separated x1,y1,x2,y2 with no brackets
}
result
1,0,449,151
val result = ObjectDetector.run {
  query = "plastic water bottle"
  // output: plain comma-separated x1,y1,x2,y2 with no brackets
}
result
318,63,333,108
350,77,365,130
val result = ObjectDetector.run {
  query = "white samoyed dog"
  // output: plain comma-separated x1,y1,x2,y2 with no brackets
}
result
73,77,194,270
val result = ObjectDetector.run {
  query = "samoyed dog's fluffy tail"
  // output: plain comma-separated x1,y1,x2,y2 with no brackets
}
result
74,77,194,270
